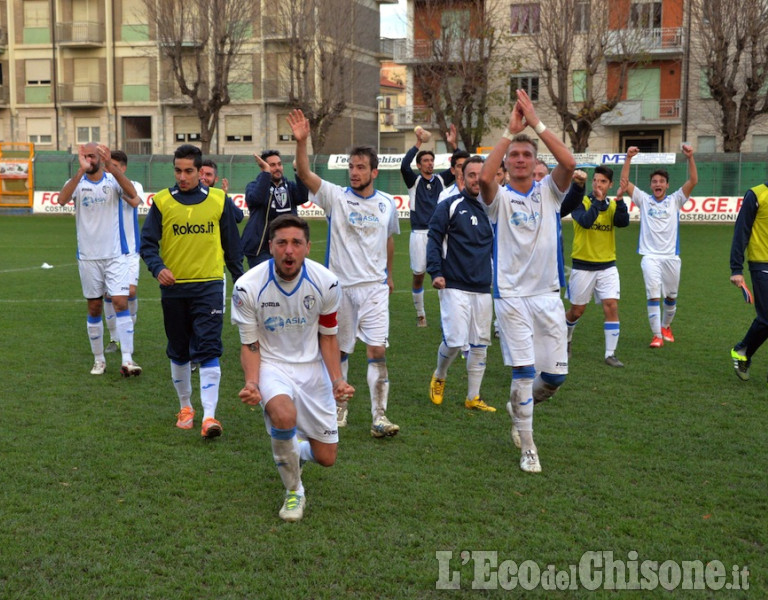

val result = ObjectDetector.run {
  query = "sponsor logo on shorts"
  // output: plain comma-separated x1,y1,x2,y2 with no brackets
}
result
323,429,338,436
172,221,215,235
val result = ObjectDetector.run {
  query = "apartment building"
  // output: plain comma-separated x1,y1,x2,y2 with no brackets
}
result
1,0,393,155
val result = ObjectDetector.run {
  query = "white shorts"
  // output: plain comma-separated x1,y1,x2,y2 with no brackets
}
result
567,266,620,306
439,288,492,348
128,253,140,288
641,255,681,299
409,230,428,275
495,293,568,373
337,282,390,354
259,360,338,444
78,255,132,299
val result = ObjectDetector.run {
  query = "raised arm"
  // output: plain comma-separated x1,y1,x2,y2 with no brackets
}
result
479,106,524,204
620,147,639,197
57,146,88,205
100,145,138,207
287,110,322,195
680,144,698,198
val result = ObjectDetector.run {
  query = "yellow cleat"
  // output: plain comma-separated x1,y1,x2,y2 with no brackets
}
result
465,396,496,412
430,374,445,405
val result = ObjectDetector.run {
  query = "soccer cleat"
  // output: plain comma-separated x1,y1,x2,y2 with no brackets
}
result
661,327,675,343
604,355,625,368
371,415,400,438
506,401,521,448
731,348,750,381
279,491,306,522
465,396,496,412
105,340,120,353
120,361,142,377
336,401,348,427
175,406,195,430
520,449,542,473
201,417,222,438
429,374,445,405
417,315,427,328
90,360,106,375
649,336,664,348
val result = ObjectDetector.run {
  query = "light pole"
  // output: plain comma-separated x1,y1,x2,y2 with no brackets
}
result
376,95,384,155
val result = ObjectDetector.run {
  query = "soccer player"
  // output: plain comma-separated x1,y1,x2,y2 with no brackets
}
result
199,159,244,223
241,150,309,269
427,156,495,412
232,214,354,522
104,150,143,355
140,144,244,438
57,143,140,377
437,149,471,203
564,166,630,367
400,126,457,327
533,159,549,182
620,145,698,347
729,181,768,381
287,108,401,438
479,89,576,474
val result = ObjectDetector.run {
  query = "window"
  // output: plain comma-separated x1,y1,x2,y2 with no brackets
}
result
225,115,252,142
174,116,201,142
510,74,539,102
26,59,51,85
24,1,49,27
752,135,768,153
574,1,590,33
75,118,100,144
27,118,52,145
696,135,716,153
123,58,149,86
629,1,661,29
277,113,293,142
441,10,470,38
572,70,587,102
699,68,712,99
510,3,540,34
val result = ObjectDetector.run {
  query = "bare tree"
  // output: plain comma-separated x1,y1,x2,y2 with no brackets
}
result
692,0,768,152
270,0,366,154
409,0,509,151
142,0,254,154
526,0,647,152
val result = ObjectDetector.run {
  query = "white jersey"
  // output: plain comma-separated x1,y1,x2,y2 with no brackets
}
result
231,257,341,365
70,172,131,260
116,177,143,254
311,180,400,287
482,175,566,298
633,187,688,257
437,182,460,204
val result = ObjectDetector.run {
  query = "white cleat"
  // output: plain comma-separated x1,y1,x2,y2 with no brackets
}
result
371,415,400,438
120,361,142,377
520,449,542,473
279,491,306,522
336,401,348,428
90,360,106,375
506,401,521,449
104,340,120,353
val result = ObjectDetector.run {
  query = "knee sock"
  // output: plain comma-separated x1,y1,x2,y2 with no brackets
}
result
128,296,138,326
466,345,487,399
604,321,619,358
412,287,425,318
116,309,134,362
510,366,535,452
647,300,661,336
434,342,460,378
199,359,221,420
271,426,303,495
170,360,193,409
103,298,117,342
87,315,104,361
662,298,677,328
367,358,389,419
566,317,579,342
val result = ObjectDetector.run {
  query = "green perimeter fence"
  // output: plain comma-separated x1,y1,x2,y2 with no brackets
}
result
31,151,768,197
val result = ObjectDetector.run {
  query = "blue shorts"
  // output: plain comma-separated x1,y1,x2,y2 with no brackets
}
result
161,291,224,363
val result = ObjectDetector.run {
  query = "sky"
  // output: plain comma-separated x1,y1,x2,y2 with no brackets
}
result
380,0,407,38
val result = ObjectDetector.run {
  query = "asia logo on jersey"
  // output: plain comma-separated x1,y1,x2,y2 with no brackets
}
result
264,315,285,332
348,211,380,227
303,295,316,310
510,211,540,227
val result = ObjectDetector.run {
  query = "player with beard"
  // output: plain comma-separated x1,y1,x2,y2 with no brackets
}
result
58,143,140,377
287,109,401,438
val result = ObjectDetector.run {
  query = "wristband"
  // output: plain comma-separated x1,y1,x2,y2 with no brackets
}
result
502,128,515,142
534,122,547,135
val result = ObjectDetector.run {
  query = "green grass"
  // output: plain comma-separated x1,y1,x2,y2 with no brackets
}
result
0,215,764,599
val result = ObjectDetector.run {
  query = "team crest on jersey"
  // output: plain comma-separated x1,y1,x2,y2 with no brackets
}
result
530,189,542,204
303,295,316,310
378,202,387,214
273,186,288,209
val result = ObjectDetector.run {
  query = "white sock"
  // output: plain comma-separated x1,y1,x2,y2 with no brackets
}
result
271,427,303,495
170,361,193,409
103,298,117,341
341,355,349,381
87,316,104,361
604,321,619,357
199,363,221,420
412,288,425,317
299,439,316,465
116,310,134,362
647,301,661,336
368,358,389,419
566,317,578,342
662,299,677,328
434,342,460,378
510,375,535,452
128,296,138,326
466,345,487,399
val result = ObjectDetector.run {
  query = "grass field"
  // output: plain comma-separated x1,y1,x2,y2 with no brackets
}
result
0,214,764,599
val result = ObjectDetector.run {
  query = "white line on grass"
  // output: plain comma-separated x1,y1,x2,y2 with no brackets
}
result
0,263,78,274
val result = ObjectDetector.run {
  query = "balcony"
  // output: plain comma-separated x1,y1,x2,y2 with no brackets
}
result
158,25,204,48
159,79,207,105
392,105,439,128
58,83,105,107
56,22,105,47
123,139,152,155
394,38,490,64
261,15,292,41
600,98,681,126
0,27,7,53
604,27,684,59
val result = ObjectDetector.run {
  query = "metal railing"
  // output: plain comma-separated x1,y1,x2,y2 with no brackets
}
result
58,83,106,105
56,22,105,45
